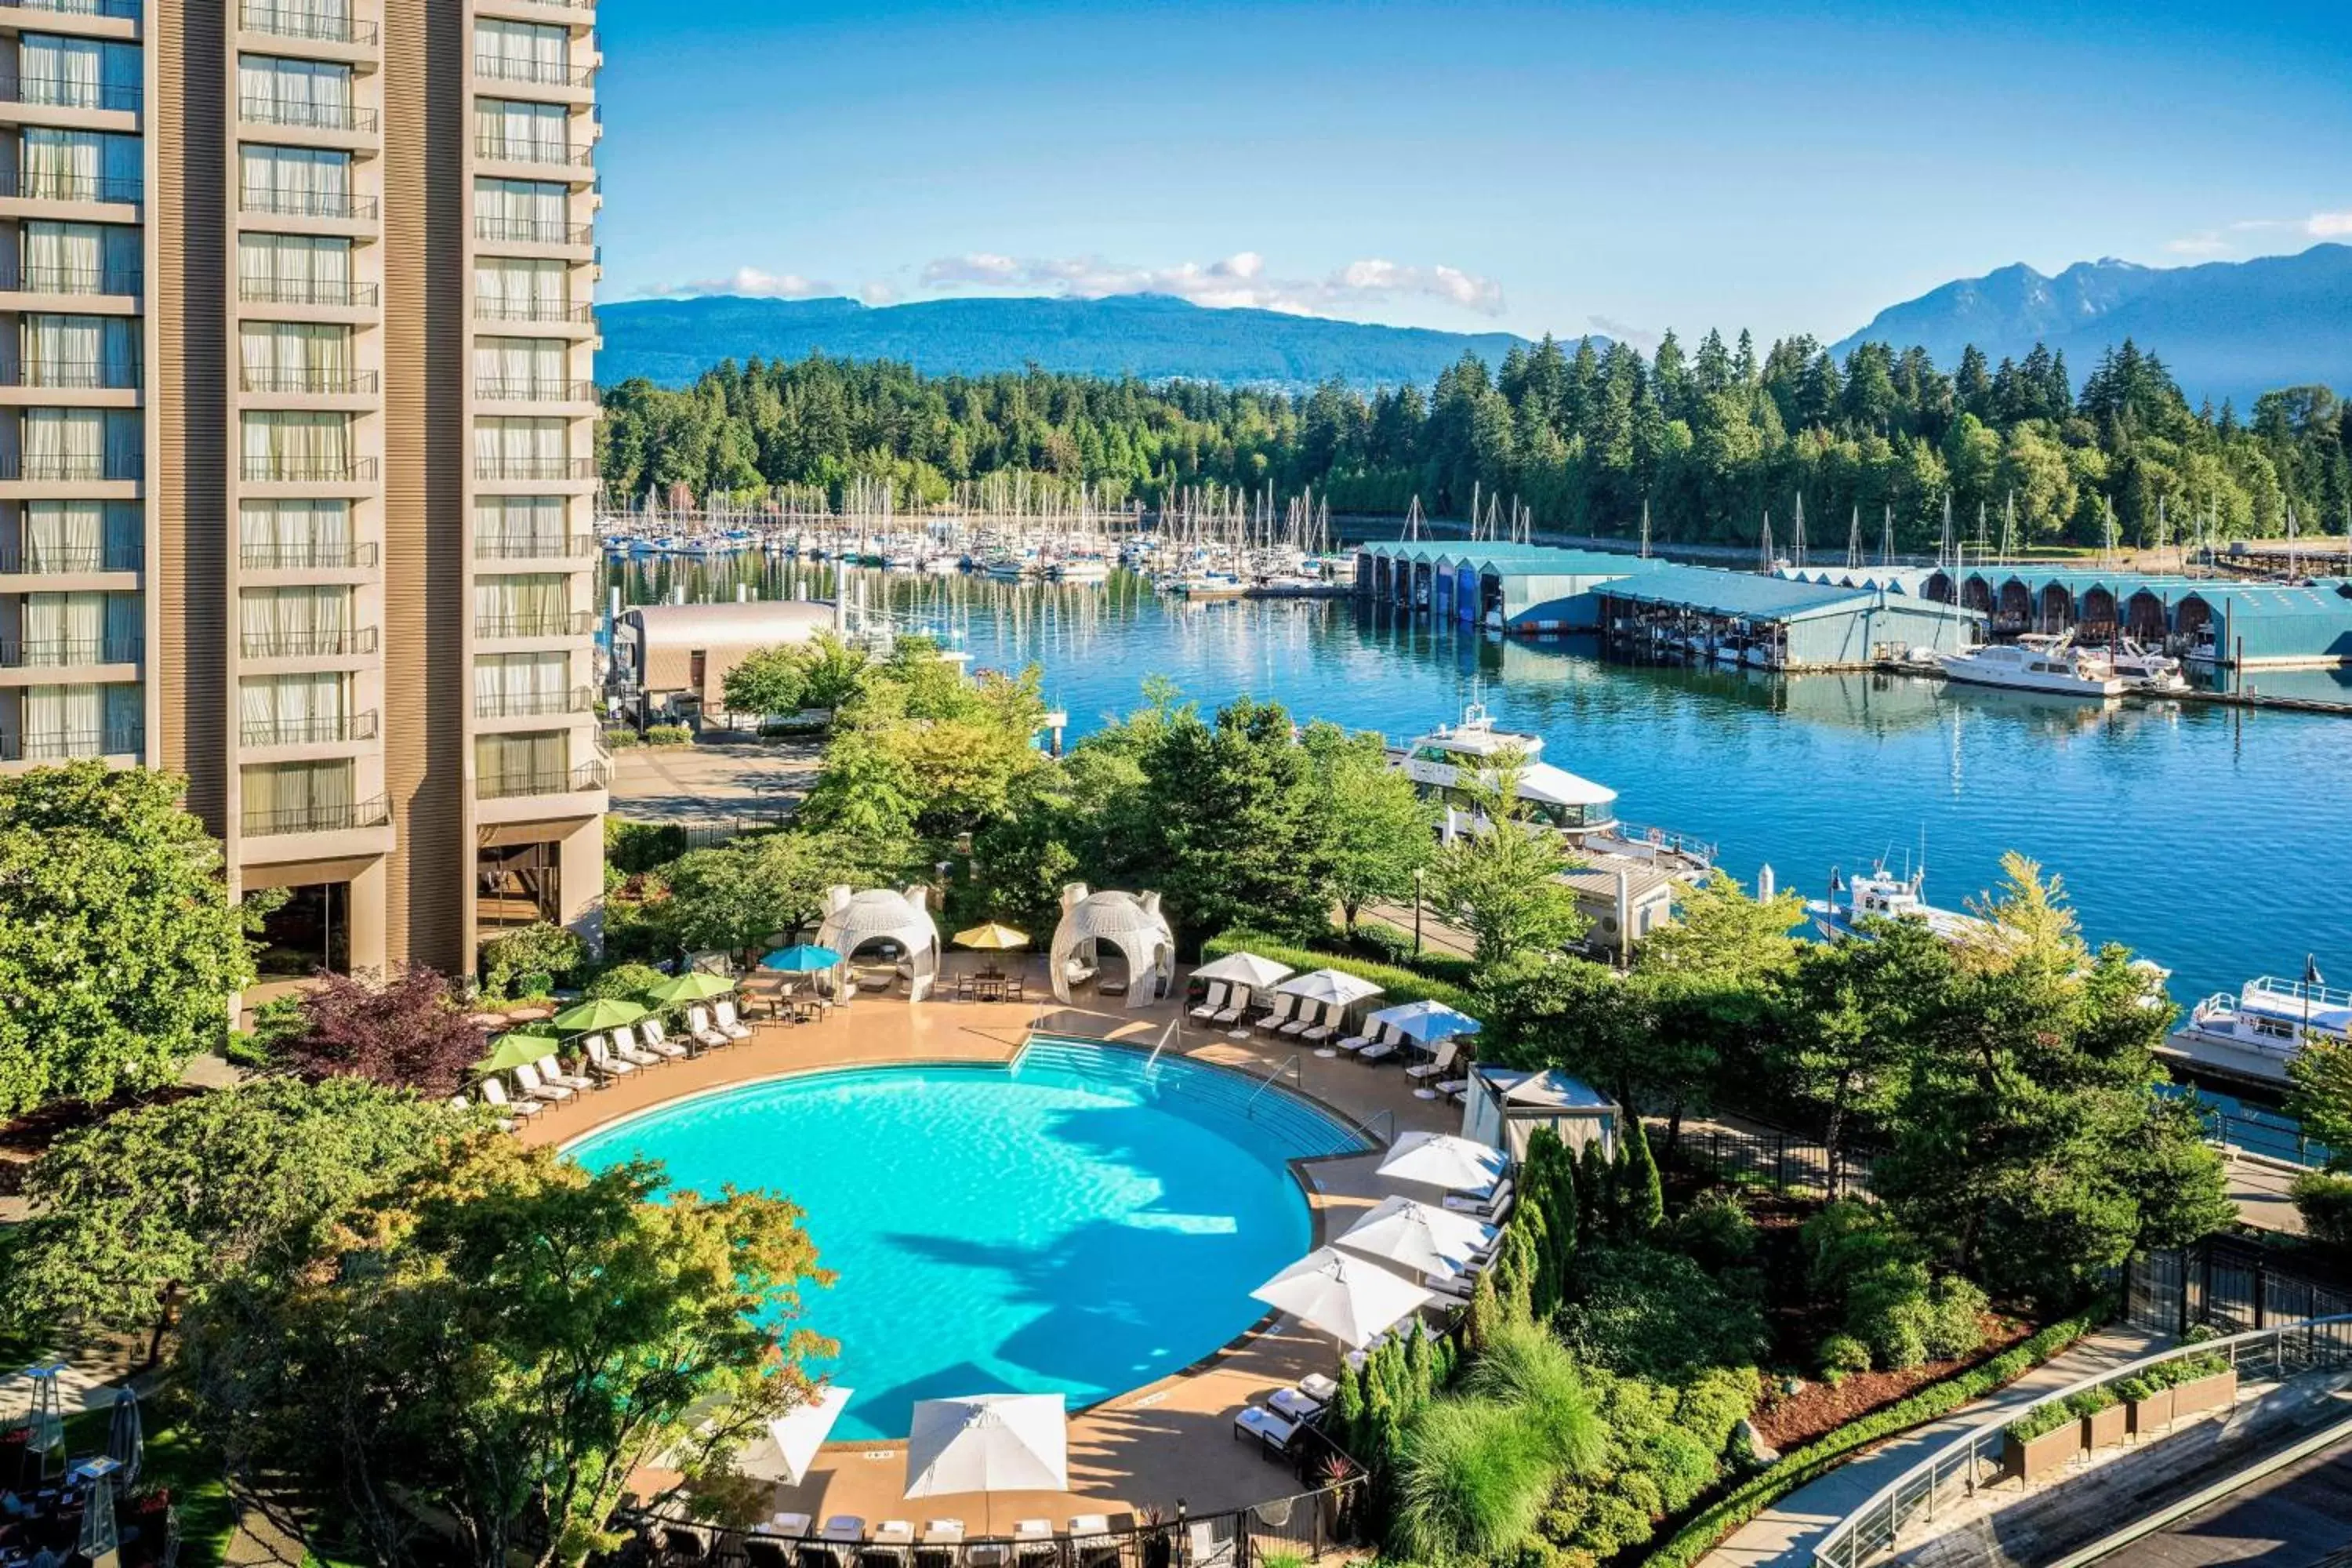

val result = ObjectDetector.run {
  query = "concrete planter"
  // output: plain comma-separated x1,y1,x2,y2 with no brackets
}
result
2083,1403,2128,1451
2170,1367,2238,1418
2004,1422,2084,1483
2125,1386,2175,1436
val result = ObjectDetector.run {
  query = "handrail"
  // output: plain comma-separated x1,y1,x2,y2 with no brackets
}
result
1240,1053,1301,1120
1144,1017,1179,1074
1364,1108,1397,1148
1811,1311,2352,1568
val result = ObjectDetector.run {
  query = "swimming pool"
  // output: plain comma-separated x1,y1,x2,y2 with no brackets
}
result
565,1037,1368,1440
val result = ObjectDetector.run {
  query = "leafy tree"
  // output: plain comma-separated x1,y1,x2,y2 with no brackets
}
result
1780,918,1951,1165
1479,955,1660,1113
275,966,488,1097
2,1077,477,1348
1425,752,1584,964
799,639,1050,840
1617,1118,1665,1236
2288,1033,2352,1169
1302,721,1434,931
1633,869,1804,1133
665,829,907,961
479,920,586,998
183,1137,834,1568
0,763,258,1113
720,632,872,722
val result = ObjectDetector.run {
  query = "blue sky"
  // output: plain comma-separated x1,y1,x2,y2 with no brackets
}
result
593,0,2351,343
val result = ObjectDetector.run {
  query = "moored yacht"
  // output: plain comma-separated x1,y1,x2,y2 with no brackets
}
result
1804,866,1986,943
1390,701,1620,837
1939,635,2125,698
2164,972,2351,1085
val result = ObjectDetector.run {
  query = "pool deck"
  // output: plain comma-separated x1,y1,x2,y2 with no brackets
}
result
518,962,1460,1528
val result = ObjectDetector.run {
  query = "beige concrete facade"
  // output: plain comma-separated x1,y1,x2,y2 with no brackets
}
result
0,0,606,978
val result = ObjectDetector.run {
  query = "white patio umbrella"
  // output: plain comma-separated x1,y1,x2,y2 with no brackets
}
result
1367,999,1483,1044
1251,1246,1435,1349
1377,1130,1508,1193
1276,968,1385,1007
739,1385,853,1485
1192,952,1295,989
1335,1195,1499,1278
904,1393,1069,1534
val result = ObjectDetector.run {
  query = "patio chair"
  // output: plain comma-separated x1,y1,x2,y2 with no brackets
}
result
1443,1179,1513,1219
1298,1372,1339,1404
1231,1405,1296,1461
639,1018,690,1060
1185,1519,1237,1568
746,1541,794,1568
1298,1001,1344,1044
1356,1023,1406,1064
660,1523,713,1564
1189,981,1229,1021
1266,1386,1325,1423
685,1005,729,1051
1212,984,1250,1025
713,999,755,1040
513,1061,573,1104
1277,1000,1324,1038
1406,1040,1462,1096
477,1076,542,1119
535,1053,595,1094
611,1025,663,1069
1249,994,1298,1033
913,1522,962,1568
583,1033,638,1080
452,1092,514,1134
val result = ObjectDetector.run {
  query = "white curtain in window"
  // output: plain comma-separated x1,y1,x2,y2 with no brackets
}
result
22,684,100,752
474,573,568,630
241,672,348,730
22,223,99,292
474,337,564,396
24,501,100,570
475,652,570,712
240,323,350,389
243,760,354,822
22,129,99,199
477,179,566,237
24,408,100,477
278,0,353,36
476,731,565,794
476,495,566,552
22,314,132,388
242,411,350,473
475,20,567,80
474,417,567,474
240,146,350,213
24,590,100,663
241,499,351,563
476,98,568,159
20,36,100,109
241,586,350,649
476,259,571,319
238,55,351,124
238,234,352,302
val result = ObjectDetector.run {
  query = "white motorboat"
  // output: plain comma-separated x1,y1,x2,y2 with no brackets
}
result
1389,702,1621,837
1804,867,1986,943
1939,635,2125,698
2165,973,2352,1085
2108,638,2187,692
1049,557,1111,583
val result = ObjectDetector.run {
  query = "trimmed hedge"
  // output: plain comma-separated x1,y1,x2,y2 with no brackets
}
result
1200,927,1479,1014
1634,1298,2114,1568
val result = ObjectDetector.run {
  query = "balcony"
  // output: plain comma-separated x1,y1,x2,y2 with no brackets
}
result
474,611,596,639
0,360,140,391
474,378,593,404
473,56,593,89
238,96,379,134
0,452,141,481
238,4,377,45
239,187,378,222
0,635,140,666
241,367,379,395
0,539,141,572
0,170,140,205
0,262,140,296
238,540,376,569
243,794,390,836
474,299,593,326
239,276,378,309
240,710,377,746
475,684,593,719
238,626,377,658
477,758,608,800
1,78,142,113
474,456,596,482
474,136,593,169
240,456,378,483
13,0,141,16
0,724,142,761
475,532,590,560
474,216,593,247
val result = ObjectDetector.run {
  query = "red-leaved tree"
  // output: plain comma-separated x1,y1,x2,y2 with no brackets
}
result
278,967,488,1098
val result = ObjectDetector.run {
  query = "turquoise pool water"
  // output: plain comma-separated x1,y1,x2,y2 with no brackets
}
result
564,1038,1366,1440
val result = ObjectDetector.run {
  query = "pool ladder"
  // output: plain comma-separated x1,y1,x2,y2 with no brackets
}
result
1144,1017,1179,1077
1240,1054,1302,1120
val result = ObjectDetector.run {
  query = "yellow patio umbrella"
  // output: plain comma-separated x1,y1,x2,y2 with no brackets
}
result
953,923,1029,950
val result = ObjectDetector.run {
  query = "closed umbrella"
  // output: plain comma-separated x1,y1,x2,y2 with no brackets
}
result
904,1393,1068,1535
1276,968,1385,1007
644,971,735,1007
739,1385,853,1486
1252,1247,1434,1350
472,1030,557,1075
1336,1196,1497,1278
548,996,648,1033
1192,952,1294,989
1367,999,1483,1044
1377,1131,1508,1194
763,944,844,973
953,924,1029,950
103,1388,142,1489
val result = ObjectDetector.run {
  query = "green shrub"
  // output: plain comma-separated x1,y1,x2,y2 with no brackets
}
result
2292,1171,2352,1249
603,727,644,750
585,962,667,1004
2063,1385,2117,1417
606,818,689,876
1560,1244,1768,1384
2004,1399,2078,1443
1818,1334,1872,1379
2114,1374,2158,1402
1668,1189,1758,1271
1462,1323,1606,1472
1390,1397,1555,1563
479,921,584,999
1674,1368,1760,1457
1922,1276,1990,1360
1639,1427,1721,1515
1845,1259,1935,1369
644,723,693,747
1200,927,1478,1013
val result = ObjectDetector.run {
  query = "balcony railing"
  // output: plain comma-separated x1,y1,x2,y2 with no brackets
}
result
242,793,390,837
0,725,143,762
238,626,376,658
474,610,596,639
238,4,377,45
238,539,376,569
2,78,143,113
504,0,595,11
241,367,379,395
15,0,143,19
474,532,590,560
474,299,593,326
474,216,593,246
0,635,140,666
0,263,141,296
239,187,377,221
473,456,596,482
0,540,141,572
473,136,593,169
477,758,609,799
240,455,378,482
239,276,377,308
240,710,377,746
1,360,140,390
0,452,141,481
0,170,142,205
475,684,593,718
472,56,593,89
238,96,379,133
474,378,593,404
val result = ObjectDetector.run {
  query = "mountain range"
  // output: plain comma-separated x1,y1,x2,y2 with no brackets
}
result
597,244,2352,407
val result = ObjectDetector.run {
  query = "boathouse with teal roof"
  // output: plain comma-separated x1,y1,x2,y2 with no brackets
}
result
1596,562,1981,670
1352,540,1669,630
1918,566,2352,665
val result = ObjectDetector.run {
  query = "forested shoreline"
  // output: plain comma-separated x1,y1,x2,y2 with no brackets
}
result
597,332,2350,552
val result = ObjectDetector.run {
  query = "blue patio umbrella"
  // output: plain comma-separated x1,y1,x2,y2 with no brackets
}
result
762,944,844,973
1368,1000,1483,1044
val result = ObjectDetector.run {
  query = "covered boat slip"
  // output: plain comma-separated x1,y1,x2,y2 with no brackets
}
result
1920,566,2352,667
1596,562,1980,671
1353,540,1671,631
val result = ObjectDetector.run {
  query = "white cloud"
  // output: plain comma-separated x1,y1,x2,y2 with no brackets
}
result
915,249,1508,317
858,280,904,307
2164,210,2352,257
2164,231,2234,257
1587,314,1658,349
2307,211,2352,238
666,267,840,299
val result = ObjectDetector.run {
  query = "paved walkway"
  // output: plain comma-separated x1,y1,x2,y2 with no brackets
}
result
1698,1324,2170,1568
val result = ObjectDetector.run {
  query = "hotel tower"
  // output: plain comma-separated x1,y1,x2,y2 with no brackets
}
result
0,0,607,978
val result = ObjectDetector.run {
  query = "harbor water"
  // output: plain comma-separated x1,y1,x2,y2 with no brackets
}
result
606,558,2352,1020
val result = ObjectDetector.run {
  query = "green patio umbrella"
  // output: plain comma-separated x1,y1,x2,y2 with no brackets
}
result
644,971,736,1007
473,1031,558,1076
548,996,648,1033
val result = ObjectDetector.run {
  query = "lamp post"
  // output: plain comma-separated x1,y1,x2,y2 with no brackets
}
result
1413,867,1425,956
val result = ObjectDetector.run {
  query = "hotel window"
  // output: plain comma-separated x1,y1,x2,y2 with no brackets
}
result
241,758,358,833
20,589,137,664
474,338,568,401
476,180,570,243
474,573,570,637
266,0,357,41
18,500,140,572
237,55,353,129
240,499,353,568
239,584,354,657
238,234,354,305
18,129,140,201
20,408,140,480
18,681,140,758
477,495,568,556
239,671,352,745
19,313,139,389
474,417,570,480
17,222,140,295
476,730,567,797
240,322,354,394
477,98,570,162
238,145,353,218
241,410,353,481
476,651,572,717
474,20,569,85
16,34,140,111
475,258,572,321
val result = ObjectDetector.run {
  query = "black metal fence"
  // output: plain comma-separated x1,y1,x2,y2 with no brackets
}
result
1650,1119,1877,1202
2128,1236,2352,1335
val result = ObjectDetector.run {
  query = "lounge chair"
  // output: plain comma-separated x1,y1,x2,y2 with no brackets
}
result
1277,1000,1324,1037
639,1018,690,1060
1298,1372,1338,1404
713,999,755,1040
513,1061,573,1103
685,1005,728,1051
1189,981,1229,1021
1213,984,1250,1025
609,1024,662,1069
477,1076,542,1119
1332,1017,1385,1055
1444,1179,1514,1219
1250,994,1298,1033
1406,1040,1462,1098
1266,1386,1324,1422
746,1541,793,1568
535,1053,595,1094
452,1091,514,1133
583,1033,637,1080
1358,1023,1406,1064
660,1523,713,1563
911,1525,960,1568
1299,1001,1344,1044
1232,1405,1297,1459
